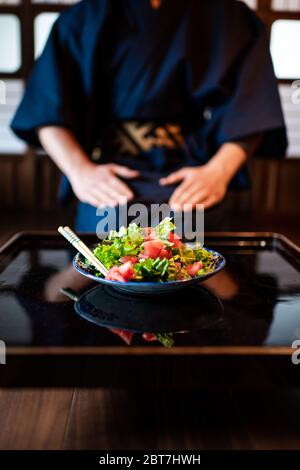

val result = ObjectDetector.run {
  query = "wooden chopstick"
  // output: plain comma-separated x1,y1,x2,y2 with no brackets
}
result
58,226,109,276
63,226,102,265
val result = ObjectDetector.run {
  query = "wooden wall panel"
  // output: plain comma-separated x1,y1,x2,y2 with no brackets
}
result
0,154,299,215
276,160,300,214
0,153,59,210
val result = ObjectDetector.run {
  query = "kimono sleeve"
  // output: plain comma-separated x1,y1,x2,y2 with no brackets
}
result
11,16,85,147
215,5,287,158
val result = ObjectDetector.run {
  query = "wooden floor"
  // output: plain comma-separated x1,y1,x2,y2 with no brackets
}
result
0,388,300,450
1,209,300,450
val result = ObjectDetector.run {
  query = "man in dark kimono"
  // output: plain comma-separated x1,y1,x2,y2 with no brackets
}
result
11,0,287,231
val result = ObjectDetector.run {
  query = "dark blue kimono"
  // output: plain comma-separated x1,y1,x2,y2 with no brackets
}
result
11,0,287,231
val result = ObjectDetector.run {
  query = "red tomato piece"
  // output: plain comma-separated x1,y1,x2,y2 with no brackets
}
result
143,333,157,342
159,247,172,259
141,239,164,259
138,253,149,260
105,266,119,278
109,328,134,345
118,261,136,280
168,232,183,248
119,255,138,264
105,266,127,282
143,227,157,241
186,261,203,277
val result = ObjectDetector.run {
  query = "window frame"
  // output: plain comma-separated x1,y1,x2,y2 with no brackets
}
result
0,0,299,82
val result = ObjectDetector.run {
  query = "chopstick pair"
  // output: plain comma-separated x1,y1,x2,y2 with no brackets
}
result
58,226,108,277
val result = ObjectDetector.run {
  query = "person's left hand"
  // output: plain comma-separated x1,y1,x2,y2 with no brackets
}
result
159,164,229,211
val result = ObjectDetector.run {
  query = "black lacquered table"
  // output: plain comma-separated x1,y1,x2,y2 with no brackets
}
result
1,232,300,387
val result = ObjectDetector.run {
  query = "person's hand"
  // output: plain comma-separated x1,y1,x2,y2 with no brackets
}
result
69,162,139,207
160,164,229,211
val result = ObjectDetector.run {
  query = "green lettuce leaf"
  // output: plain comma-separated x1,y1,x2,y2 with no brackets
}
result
155,217,175,240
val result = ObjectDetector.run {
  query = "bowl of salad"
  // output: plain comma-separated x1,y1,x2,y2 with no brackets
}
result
73,218,225,294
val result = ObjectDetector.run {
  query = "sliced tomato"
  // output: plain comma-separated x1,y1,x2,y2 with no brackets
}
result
186,261,203,277
168,232,183,248
120,255,138,264
175,261,182,269
109,328,134,345
138,253,149,260
141,239,164,259
105,266,119,278
143,333,157,342
143,227,157,241
118,261,136,280
159,247,172,259
105,266,127,282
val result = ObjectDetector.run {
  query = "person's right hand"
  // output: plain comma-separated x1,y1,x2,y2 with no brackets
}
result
69,162,139,207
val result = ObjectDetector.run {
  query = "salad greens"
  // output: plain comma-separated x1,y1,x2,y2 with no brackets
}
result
155,333,174,348
91,217,219,283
